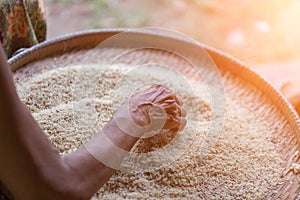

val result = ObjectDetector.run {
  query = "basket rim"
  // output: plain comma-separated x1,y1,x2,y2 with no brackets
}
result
8,28,300,130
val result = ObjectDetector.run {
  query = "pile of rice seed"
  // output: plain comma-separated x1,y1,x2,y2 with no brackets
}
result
13,50,287,199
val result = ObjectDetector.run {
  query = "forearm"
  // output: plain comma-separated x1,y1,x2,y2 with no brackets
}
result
0,106,136,198
0,46,72,199
63,119,139,198
0,46,20,106
0,44,139,199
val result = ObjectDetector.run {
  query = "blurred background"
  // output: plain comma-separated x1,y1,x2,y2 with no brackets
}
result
44,0,300,110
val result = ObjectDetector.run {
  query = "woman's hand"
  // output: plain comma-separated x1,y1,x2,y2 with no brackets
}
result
84,84,187,169
129,84,186,131
113,84,187,139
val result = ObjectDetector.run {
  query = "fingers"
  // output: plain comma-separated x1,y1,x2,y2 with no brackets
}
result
129,84,187,133
162,102,180,115
169,118,187,133
132,84,173,104
151,85,186,132
174,95,183,106
153,84,182,106
163,103,186,132
163,112,186,129
135,84,180,105
162,100,186,116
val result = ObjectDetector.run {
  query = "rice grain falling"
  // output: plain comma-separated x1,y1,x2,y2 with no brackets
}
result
13,49,289,200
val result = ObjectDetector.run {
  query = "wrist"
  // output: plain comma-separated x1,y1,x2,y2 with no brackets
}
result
103,119,139,151
82,119,137,170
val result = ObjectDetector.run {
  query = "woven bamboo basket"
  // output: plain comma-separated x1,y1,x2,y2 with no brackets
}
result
8,29,300,199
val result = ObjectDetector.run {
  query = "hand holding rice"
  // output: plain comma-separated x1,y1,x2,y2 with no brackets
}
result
84,84,187,170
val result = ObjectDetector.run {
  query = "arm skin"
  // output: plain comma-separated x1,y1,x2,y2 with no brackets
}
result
0,45,125,199
0,45,184,199
0,44,143,199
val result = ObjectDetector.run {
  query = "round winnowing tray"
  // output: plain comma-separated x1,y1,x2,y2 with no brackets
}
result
8,29,300,199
